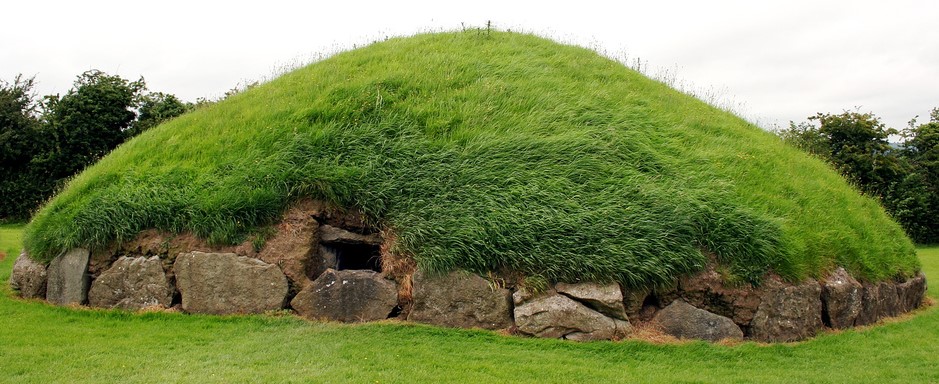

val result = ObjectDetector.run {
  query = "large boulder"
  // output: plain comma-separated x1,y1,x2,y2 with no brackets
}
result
10,251,47,299
409,270,513,330
556,282,628,320
877,281,902,318
750,278,822,342
88,256,174,310
319,224,381,245
896,272,927,313
652,300,743,341
291,269,398,322
853,280,902,326
513,289,631,341
820,267,862,329
46,248,90,305
855,282,882,326
173,252,288,314
678,268,762,327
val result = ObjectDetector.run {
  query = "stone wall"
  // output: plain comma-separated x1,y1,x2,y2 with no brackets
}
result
8,202,929,343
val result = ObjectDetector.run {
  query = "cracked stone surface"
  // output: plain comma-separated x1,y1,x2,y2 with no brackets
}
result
514,289,631,341
174,252,288,314
291,268,397,322
409,270,513,330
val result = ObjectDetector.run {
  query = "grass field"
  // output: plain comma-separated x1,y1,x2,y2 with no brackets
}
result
24,31,917,288
1,224,936,383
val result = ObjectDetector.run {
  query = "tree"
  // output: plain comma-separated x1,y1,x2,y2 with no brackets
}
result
904,109,939,184
40,70,146,179
128,92,191,136
779,108,939,244
0,75,47,220
0,75,40,167
780,110,904,197
1,70,196,221
777,120,828,158
893,110,939,243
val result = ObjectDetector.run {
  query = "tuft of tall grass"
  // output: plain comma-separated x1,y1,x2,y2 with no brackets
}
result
24,31,918,287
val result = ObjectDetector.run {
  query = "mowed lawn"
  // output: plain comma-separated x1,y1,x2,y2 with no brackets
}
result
1,223,936,383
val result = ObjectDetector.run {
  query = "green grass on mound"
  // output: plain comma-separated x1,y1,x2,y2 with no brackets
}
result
24,31,917,286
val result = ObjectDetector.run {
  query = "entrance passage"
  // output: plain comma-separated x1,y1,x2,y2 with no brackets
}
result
324,242,382,272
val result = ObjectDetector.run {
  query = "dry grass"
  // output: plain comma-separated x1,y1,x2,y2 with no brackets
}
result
626,321,686,345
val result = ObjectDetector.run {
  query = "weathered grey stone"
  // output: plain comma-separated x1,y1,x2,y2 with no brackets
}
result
46,248,90,305
853,280,903,325
513,289,631,341
855,282,882,326
896,272,927,313
10,251,47,299
821,267,862,329
88,256,173,310
877,281,901,318
173,252,288,314
556,282,628,320
652,300,743,341
750,278,822,342
851,280,903,326
409,270,513,330
291,269,397,322
319,224,381,245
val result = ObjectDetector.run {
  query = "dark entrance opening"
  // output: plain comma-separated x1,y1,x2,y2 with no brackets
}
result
324,242,382,272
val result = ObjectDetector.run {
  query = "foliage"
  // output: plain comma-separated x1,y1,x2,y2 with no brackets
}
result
24,32,918,286
1,224,939,383
780,109,939,244
39,70,146,178
128,92,191,136
776,121,827,158
0,71,190,220
812,111,902,197
894,111,939,243
0,75,50,220
0,75,40,166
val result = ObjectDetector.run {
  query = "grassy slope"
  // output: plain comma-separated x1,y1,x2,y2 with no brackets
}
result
2,225,938,383
24,31,916,285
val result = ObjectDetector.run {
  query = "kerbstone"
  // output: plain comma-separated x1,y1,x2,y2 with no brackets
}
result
555,282,628,320
750,278,822,342
174,252,288,314
513,289,631,341
46,248,90,305
821,267,862,329
10,251,47,299
88,256,173,310
653,300,743,341
409,270,513,330
291,269,397,322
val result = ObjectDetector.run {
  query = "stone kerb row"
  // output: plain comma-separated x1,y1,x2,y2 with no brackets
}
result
9,248,928,343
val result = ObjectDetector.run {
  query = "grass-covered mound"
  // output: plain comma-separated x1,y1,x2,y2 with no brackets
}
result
24,31,918,287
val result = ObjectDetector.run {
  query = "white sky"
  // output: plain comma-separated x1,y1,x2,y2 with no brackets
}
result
4,0,937,130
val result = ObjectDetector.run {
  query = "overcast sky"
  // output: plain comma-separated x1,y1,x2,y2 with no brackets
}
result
4,0,937,131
